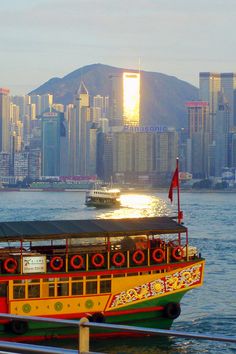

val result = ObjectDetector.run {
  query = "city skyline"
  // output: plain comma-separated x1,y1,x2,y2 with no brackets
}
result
1,0,236,94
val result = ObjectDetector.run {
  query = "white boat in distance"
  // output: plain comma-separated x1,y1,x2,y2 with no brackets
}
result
85,187,121,208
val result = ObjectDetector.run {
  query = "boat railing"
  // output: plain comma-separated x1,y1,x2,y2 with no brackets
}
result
0,243,200,276
0,313,235,354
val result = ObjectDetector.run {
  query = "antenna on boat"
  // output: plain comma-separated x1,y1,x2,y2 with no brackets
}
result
168,157,183,223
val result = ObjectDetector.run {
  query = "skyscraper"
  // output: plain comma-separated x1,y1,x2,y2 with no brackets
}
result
186,101,210,178
214,93,230,176
199,72,236,131
70,82,90,176
0,88,10,152
123,72,140,126
109,75,123,126
41,110,63,176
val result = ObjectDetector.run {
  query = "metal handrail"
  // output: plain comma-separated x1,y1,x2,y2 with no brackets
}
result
0,313,235,353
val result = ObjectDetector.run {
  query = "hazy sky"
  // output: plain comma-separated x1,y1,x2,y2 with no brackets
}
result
1,0,236,95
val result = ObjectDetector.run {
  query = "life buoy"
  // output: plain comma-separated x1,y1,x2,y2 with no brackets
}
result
4,258,18,273
163,302,181,320
112,252,126,267
10,320,28,335
50,256,64,271
152,248,165,263
70,255,84,270
132,250,145,265
91,253,105,268
172,246,184,261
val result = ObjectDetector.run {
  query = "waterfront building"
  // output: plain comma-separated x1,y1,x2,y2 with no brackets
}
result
28,149,41,179
199,72,236,133
96,131,113,182
109,74,123,126
186,101,210,178
123,72,140,126
214,93,230,177
111,128,177,185
14,151,29,178
86,123,98,176
72,82,91,176
0,152,10,177
229,129,236,169
41,110,63,176
65,104,76,175
0,88,10,153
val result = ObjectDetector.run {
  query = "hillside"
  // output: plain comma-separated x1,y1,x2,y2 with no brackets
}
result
29,63,198,129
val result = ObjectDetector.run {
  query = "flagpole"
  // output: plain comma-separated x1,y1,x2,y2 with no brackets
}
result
176,158,180,222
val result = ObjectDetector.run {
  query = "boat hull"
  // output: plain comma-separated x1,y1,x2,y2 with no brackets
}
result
0,291,186,342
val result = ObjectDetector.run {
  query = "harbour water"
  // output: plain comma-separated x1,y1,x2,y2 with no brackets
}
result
0,190,235,353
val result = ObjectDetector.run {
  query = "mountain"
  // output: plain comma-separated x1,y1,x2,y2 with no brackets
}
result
29,63,198,129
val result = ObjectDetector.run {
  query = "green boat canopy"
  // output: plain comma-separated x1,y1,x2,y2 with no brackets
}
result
0,217,187,242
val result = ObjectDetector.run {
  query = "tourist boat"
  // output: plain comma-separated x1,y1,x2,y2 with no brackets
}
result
0,215,204,341
85,187,121,208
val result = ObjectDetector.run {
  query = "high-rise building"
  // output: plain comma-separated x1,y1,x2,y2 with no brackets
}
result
0,88,10,152
199,72,236,131
41,110,63,176
28,149,41,179
123,72,140,127
111,128,177,184
214,93,230,176
71,82,90,176
186,101,210,178
30,95,41,117
41,94,53,114
86,123,98,175
0,152,10,177
14,151,29,178
109,75,123,126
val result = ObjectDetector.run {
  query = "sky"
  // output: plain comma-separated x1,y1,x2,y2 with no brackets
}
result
1,0,236,95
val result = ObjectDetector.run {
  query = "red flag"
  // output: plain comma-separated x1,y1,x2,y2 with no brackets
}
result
168,167,179,203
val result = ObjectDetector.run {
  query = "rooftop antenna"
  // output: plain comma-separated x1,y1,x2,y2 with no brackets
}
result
138,57,141,74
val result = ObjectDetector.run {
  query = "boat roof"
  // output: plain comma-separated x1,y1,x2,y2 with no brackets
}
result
0,217,187,242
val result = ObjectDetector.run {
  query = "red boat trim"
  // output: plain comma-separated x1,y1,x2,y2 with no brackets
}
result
0,260,199,281
105,305,164,317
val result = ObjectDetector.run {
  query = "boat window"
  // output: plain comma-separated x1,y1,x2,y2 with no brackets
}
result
100,274,111,279
100,280,111,293
72,282,83,295
113,274,124,278
86,281,97,294
13,284,25,299
0,283,7,297
49,283,55,297
57,283,69,296
28,284,40,298
127,272,139,276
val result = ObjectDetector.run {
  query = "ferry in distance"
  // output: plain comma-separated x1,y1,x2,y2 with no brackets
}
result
85,187,121,208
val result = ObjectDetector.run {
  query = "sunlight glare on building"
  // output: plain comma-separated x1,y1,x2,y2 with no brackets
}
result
123,72,140,126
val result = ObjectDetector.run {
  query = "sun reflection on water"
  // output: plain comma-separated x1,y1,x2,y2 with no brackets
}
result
97,193,170,219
